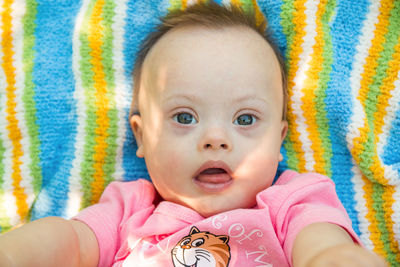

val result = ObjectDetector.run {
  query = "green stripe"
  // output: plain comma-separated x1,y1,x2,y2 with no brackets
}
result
315,0,335,177
168,0,182,11
359,1,400,181
361,1,400,264
0,138,11,232
238,0,254,14
79,0,97,209
0,10,10,230
372,183,398,265
102,0,117,187
376,2,400,264
22,0,42,219
280,0,299,171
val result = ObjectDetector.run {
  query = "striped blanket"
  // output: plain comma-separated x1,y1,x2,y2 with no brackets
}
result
0,0,399,265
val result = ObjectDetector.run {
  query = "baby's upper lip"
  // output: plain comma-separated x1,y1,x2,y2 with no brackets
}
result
194,160,232,178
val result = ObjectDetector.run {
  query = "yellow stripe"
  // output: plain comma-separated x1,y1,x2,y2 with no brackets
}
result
230,0,242,7
181,0,187,9
301,0,327,174
371,34,400,262
251,0,265,30
286,0,307,172
382,185,400,262
362,175,387,257
88,0,109,204
355,0,395,259
1,0,29,220
351,0,392,181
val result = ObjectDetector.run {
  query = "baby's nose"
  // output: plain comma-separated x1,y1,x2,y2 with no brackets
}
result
199,127,232,151
203,142,229,150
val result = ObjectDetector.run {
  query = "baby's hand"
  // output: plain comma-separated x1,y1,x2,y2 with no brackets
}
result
307,243,387,267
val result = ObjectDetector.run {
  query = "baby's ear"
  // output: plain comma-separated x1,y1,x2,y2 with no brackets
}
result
279,121,288,162
280,120,288,142
130,114,144,158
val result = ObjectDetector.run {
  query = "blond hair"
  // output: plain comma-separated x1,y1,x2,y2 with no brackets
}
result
130,1,287,119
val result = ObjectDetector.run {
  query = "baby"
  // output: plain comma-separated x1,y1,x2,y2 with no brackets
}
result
0,2,387,267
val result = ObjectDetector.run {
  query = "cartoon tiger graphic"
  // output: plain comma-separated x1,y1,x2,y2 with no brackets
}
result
171,226,231,267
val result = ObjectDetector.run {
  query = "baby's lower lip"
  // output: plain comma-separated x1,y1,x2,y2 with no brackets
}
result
193,173,233,193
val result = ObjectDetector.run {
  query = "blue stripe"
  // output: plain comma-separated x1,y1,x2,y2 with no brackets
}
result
122,0,170,181
277,142,289,179
382,102,400,176
30,0,81,220
258,0,288,60
325,0,371,235
258,0,289,174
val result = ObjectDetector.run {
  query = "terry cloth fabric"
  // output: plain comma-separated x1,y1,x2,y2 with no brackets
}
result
0,0,398,265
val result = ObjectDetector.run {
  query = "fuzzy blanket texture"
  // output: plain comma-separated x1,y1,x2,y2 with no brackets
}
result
0,0,399,265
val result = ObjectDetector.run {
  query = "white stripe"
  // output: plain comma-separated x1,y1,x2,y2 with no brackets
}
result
351,164,373,250
66,0,91,218
346,0,380,150
290,0,319,171
0,0,30,226
11,0,35,210
111,0,130,183
0,0,19,227
392,186,400,246
377,70,400,185
346,0,380,248
379,71,400,248
186,0,198,7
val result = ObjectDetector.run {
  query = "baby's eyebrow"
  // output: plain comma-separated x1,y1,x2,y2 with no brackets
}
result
232,95,269,105
164,94,202,104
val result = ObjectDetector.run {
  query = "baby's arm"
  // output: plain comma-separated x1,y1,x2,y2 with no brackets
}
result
0,217,99,267
292,222,387,267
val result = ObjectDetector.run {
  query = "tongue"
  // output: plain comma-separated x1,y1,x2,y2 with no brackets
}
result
201,168,226,175
196,168,231,183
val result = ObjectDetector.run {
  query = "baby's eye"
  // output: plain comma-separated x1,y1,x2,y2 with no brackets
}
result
234,114,256,126
173,113,198,125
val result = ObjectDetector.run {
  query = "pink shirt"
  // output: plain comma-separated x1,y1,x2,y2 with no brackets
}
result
74,170,361,267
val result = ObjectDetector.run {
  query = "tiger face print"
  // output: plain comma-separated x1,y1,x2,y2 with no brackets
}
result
171,226,231,267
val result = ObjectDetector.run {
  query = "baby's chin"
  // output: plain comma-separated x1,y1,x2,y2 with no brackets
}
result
187,197,257,218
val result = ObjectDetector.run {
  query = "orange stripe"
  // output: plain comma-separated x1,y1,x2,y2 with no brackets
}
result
362,175,386,257
286,0,307,172
1,0,28,220
88,0,109,204
230,0,242,7
351,0,393,174
301,0,327,174
381,185,400,262
251,0,265,29
355,0,395,260
371,33,400,261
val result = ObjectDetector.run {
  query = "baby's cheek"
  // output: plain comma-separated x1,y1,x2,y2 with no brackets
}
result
155,146,189,177
236,151,278,178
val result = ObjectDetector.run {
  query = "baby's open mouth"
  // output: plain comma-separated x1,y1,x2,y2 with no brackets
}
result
194,163,233,192
196,168,229,183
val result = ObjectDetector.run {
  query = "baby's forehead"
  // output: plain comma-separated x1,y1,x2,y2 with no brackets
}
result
136,24,285,117
143,25,279,74
144,24,275,67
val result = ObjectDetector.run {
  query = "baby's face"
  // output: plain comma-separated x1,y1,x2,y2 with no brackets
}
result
131,26,287,217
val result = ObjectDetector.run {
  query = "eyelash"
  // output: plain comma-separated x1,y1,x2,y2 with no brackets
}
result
233,113,258,126
171,111,259,126
172,112,198,125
